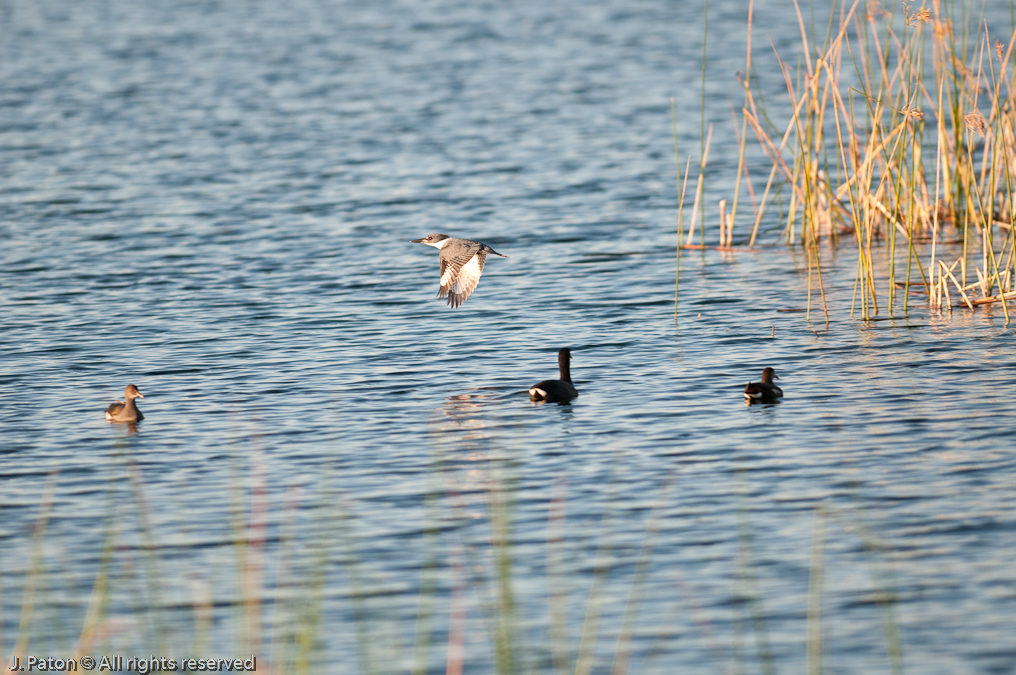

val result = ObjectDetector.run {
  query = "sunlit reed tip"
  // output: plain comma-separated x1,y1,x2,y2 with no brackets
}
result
906,6,932,26
866,0,890,21
964,110,987,136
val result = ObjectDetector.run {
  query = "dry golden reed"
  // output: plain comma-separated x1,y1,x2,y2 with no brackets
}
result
720,0,1016,322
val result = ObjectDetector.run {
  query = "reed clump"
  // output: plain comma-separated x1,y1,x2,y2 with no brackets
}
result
722,0,1016,321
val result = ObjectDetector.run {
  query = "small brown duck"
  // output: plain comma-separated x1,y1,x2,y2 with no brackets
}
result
105,384,145,423
744,367,783,403
529,348,578,403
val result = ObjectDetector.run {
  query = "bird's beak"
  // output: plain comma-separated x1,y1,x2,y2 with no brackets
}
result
773,375,779,380
411,238,424,243
136,393,145,398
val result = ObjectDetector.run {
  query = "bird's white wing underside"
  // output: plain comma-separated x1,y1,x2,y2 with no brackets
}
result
449,253,487,304
434,250,485,309
439,245,478,288
439,258,462,289
430,239,499,307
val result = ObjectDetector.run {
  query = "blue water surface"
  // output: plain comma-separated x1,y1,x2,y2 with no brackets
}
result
2,1,1015,673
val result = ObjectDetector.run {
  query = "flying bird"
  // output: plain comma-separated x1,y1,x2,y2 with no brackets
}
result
411,233,508,308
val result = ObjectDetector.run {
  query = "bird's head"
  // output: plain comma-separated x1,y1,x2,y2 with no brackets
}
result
411,233,452,248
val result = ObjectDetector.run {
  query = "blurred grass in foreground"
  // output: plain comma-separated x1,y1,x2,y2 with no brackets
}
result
3,439,916,674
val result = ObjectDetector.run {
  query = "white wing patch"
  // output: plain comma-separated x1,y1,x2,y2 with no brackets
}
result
439,260,459,288
444,253,486,307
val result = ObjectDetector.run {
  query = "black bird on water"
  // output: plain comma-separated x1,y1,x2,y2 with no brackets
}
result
744,367,783,403
529,348,578,403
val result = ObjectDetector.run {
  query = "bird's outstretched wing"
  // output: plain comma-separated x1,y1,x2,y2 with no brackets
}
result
439,243,487,307
443,252,487,307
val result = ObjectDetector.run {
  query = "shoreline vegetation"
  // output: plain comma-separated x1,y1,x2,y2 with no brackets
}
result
677,0,1016,323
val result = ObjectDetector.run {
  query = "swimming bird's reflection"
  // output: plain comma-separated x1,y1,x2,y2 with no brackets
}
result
438,393,496,452
434,393,507,520
111,421,141,437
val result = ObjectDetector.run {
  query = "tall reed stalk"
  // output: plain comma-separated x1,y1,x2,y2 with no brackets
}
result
729,0,1016,321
